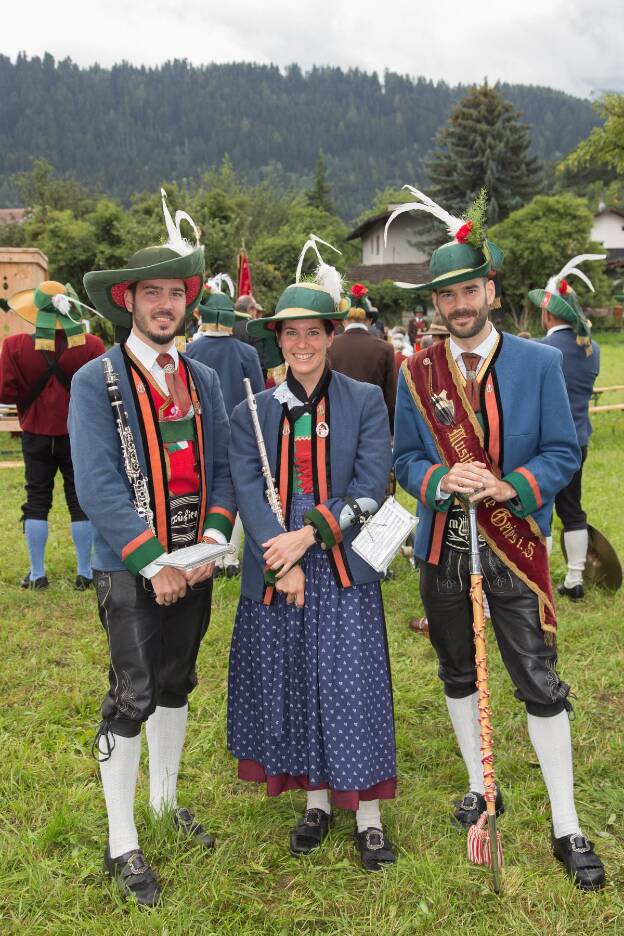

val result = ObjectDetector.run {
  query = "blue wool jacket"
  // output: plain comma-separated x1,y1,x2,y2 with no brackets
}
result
68,343,236,574
541,327,600,448
394,332,581,561
229,371,391,602
185,334,264,418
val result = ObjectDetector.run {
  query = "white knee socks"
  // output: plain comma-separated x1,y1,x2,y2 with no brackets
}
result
563,529,589,588
446,692,484,794
306,788,331,815
527,710,581,838
99,732,141,859
146,704,189,815
356,799,382,832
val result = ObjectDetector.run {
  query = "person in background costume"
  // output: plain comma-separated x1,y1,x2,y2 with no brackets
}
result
227,236,397,872
69,191,236,907
391,187,605,890
186,273,263,577
0,281,104,589
529,254,605,601
328,283,397,431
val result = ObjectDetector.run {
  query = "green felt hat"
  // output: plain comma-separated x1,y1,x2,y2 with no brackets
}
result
247,235,350,343
83,190,205,328
198,273,241,331
9,280,86,351
527,253,606,353
385,186,504,292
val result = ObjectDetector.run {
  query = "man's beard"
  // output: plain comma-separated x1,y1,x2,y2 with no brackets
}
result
133,306,183,345
439,303,489,339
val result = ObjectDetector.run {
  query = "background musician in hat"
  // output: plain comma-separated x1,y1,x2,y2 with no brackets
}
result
328,283,397,431
0,281,104,589
529,254,605,601
186,273,263,576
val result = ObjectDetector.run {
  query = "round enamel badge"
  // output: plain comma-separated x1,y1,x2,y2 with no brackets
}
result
316,422,329,438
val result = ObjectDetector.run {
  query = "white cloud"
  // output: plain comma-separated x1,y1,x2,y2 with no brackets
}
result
5,0,623,97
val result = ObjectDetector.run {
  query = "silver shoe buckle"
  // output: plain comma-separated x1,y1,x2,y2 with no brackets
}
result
365,829,384,851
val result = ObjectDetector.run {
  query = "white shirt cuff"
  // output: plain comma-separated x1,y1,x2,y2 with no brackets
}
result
203,528,228,545
435,480,451,502
139,559,162,579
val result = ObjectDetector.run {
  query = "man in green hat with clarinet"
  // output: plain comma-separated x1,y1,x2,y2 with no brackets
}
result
69,191,236,907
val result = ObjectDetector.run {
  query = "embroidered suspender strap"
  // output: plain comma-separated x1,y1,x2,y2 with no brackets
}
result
311,395,353,588
123,347,171,551
403,341,557,640
183,358,208,542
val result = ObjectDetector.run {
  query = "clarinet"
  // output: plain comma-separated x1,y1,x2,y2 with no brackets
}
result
102,357,155,533
243,377,286,529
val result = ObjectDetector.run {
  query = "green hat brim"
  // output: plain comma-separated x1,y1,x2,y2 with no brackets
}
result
247,307,347,340
408,257,491,292
84,247,205,327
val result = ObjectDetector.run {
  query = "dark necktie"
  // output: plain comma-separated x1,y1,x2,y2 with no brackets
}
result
156,353,192,418
461,352,481,412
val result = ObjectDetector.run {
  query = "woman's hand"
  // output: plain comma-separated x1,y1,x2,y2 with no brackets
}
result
263,527,315,578
275,565,306,607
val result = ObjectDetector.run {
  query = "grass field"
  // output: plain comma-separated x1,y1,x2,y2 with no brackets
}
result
0,335,622,935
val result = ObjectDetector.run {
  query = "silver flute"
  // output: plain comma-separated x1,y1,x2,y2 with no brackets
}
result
102,357,155,533
243,377,286,529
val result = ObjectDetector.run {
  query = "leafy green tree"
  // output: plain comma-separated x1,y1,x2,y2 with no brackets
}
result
561,93,624,175
489,193,612,331
306,153,334,214
425,82,540,226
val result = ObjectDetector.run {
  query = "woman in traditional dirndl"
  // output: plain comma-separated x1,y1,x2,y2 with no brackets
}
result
227,239,397,870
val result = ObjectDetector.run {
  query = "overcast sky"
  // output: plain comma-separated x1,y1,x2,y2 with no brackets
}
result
5,0,622,99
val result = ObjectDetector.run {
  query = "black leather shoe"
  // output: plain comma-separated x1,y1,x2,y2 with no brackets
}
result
20,572,49,590
75,575,93,591
224,562,240,579
355,827,396,871
103,847,161,907
452,787,504,830
213,566,224,579
173,807,215,850
290,808,331,855
552,830,605,891
557,582,584,601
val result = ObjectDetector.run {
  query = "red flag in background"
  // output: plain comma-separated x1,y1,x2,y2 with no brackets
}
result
237,247,253,297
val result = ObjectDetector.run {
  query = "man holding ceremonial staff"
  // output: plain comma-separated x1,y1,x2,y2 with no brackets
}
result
391,188,605,890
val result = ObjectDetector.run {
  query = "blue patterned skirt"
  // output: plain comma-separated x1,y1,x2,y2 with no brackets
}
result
227,494,396,809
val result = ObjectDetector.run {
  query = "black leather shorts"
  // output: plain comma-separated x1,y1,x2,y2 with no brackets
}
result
94,569,213,737
420,546,571,716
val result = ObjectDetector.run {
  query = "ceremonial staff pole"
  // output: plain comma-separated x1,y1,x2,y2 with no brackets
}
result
465,500,503,893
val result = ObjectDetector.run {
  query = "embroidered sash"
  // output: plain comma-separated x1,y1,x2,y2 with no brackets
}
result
403,339,557,638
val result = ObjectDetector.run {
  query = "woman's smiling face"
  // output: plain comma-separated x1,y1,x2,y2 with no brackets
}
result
277,319,334,383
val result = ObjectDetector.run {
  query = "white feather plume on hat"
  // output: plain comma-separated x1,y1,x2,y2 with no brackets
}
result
295,233,344,306
161,188,201,257
384,186,464,246
207,272,235,296
545,253,606,295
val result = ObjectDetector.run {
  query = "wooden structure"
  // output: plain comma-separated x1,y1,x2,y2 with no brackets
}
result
0,248,49,347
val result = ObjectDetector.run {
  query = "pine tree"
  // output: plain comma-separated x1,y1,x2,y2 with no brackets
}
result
424,82,540,225
306,152,334,214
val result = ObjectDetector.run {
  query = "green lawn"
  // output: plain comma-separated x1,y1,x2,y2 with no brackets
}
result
0,335,622,935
